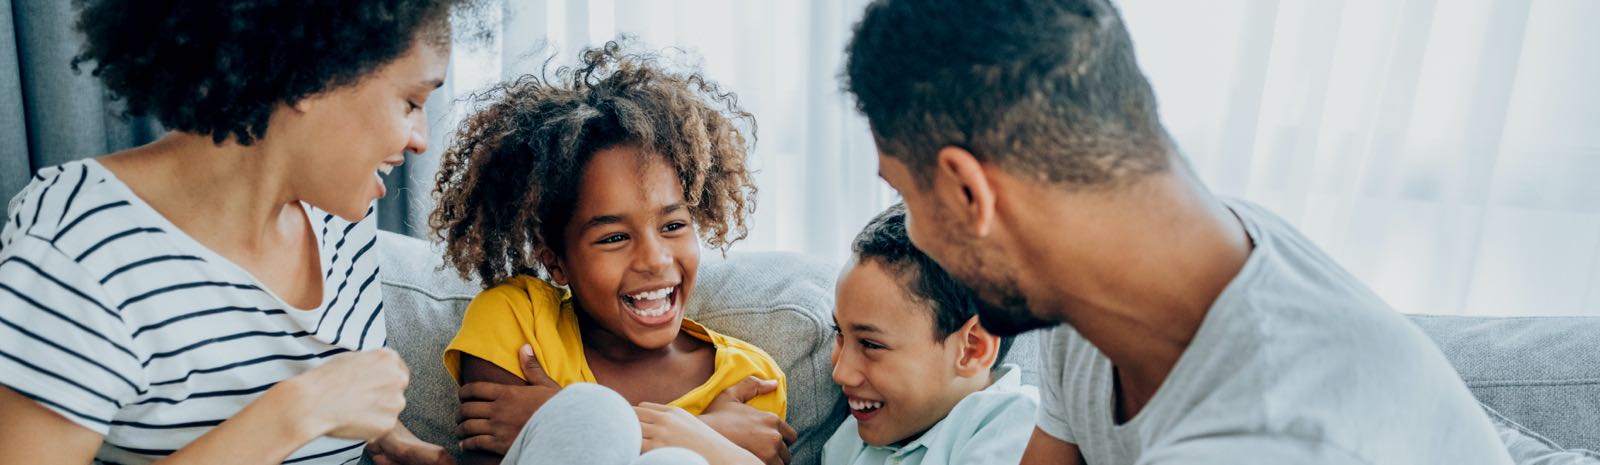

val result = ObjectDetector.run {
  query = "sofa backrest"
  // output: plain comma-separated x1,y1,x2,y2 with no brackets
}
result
376,231,853,465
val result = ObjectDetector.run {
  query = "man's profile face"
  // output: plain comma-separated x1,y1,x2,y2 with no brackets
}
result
874,152,1055,336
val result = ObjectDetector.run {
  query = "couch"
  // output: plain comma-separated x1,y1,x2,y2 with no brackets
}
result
373,231,1599,464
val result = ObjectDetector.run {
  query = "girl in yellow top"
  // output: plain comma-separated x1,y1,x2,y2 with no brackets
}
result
429,41,787,465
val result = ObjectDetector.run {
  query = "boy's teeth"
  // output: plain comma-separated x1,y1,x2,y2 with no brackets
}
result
848,399,883,411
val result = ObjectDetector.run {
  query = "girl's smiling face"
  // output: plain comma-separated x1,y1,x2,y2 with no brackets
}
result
544,145,700,351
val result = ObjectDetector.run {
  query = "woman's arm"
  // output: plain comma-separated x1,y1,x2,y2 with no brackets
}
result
0,349,409,464
0,383,314,465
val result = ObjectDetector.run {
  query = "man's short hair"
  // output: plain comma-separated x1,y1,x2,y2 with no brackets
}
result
845,0,1172,188
851,204,1014,365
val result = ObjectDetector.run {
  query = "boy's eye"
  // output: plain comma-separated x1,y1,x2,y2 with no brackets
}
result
597,233,628,244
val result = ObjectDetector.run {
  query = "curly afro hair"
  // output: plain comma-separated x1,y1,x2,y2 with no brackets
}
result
430,41,758,288
72,0,475,145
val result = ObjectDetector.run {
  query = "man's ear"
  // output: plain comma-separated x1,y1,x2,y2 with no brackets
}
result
537,246,568,286
935,146,998,238
953,315,1001,378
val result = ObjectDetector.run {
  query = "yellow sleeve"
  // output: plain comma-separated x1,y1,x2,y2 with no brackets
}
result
719,338,789,421
443,284,537,384
743,347,788,421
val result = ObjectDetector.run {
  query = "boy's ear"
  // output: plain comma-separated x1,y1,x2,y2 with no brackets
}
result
537,246,568,286
953,315,1001,378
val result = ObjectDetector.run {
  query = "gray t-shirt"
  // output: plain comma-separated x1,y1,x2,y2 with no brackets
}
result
1036,199,1513,465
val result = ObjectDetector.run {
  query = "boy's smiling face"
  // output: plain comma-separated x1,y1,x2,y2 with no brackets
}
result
831,258,989,446
547,145,699,351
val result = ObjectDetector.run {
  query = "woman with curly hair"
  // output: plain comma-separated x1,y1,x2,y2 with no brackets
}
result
0,1,473,464
433,42,788,465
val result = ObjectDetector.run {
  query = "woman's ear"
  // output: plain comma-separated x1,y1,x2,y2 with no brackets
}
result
537,246,568,286
953,315,1002,378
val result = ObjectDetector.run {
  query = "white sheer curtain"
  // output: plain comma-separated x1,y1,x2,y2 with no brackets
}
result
439,0,1599,317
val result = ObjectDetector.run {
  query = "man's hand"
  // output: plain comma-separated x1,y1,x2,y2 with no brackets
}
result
638,403,761,465
698,377,796,465
366,424,454,465
456,345,561,455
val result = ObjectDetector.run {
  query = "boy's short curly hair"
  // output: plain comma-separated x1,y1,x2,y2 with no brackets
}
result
852,204,1015,366
72,0,475,145
430,41,758,288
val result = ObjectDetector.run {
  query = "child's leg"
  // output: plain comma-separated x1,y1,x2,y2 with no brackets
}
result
630,448,710,465
501,383,642,465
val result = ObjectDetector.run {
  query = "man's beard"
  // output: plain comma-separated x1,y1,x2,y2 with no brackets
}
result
967,270,1055,337
944,233,1056,337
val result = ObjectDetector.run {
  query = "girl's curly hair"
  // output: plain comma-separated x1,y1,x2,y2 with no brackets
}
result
430,41,758,288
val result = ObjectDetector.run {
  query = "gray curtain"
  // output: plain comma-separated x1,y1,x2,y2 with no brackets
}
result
0,0,444,237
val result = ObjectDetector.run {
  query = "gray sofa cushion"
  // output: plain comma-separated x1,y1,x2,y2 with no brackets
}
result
1410,315,1600,453
376,232,847,465
377,232,481,461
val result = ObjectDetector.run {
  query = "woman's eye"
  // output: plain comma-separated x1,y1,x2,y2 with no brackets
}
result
597,234,627,244
406,100,422,113
860,340,886,351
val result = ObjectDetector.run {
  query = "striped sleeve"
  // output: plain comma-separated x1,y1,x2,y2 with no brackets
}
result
0,233,144,435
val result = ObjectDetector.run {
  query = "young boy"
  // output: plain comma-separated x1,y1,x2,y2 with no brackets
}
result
825,204,1039,465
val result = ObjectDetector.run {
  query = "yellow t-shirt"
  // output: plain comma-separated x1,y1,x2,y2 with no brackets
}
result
444,276,786,418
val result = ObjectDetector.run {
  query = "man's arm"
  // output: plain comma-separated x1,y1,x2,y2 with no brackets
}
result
1019,427,1084,465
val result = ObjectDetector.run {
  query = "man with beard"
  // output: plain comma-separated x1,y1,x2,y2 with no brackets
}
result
841,1,1514,464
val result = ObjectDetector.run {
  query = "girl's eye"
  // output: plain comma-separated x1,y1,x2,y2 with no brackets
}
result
597,233,627,244
663,221,688,233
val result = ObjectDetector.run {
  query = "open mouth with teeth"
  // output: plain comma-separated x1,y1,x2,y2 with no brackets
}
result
847,397,884,421
373,164,397,198
621,285,680,326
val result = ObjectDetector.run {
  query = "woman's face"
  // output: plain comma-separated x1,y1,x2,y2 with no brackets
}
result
275,39,448,221
549,146,701,351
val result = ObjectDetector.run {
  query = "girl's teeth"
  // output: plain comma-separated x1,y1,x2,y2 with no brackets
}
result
629,288,673,300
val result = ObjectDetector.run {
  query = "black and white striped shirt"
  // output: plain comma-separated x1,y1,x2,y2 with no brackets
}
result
0,159,385,464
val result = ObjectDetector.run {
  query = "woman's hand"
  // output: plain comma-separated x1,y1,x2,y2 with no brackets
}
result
637,403,762,465
279,348,410,440
366,424,454,465
698,377,796,465
456,345,561,455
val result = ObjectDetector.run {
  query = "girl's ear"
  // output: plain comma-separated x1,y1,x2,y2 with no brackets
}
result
537,246,568,286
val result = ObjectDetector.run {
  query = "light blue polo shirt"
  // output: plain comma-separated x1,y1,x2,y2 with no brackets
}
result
823,364,1039,465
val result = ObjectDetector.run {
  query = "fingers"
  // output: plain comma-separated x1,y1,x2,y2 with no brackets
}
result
777,443,792,465
517,344,559,387
456,400,495,422
454,419,492,438
458,434,500,453
779,419,797,445
457,382,502,402
715,376,778,404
